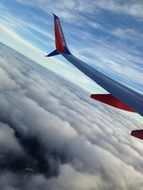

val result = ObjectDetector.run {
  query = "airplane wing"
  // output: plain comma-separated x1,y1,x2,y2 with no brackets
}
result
46,14,143,140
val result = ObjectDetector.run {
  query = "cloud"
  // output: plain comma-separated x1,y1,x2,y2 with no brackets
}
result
0,41,143,189
46,164,108,190
14,0,143,20
0,122,23,154
93,0,143,20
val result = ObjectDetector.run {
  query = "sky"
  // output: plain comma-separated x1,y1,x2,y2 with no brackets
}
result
0,42,143,190
0,0,143,93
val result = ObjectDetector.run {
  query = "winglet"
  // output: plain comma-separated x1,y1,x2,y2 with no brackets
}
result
46,13,71,57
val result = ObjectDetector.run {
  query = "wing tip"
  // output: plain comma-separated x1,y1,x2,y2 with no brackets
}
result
51,12,59,19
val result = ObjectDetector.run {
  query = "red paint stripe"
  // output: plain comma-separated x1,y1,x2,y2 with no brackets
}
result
91,94,135,112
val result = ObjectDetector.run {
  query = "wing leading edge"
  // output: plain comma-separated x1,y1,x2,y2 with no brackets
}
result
47,14,143,140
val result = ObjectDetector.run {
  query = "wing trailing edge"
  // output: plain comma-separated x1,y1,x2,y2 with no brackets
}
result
131,130,143,140
91,94,135,112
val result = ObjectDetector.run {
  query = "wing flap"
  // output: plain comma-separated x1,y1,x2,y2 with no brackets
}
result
91,94,135,112
131,130,143,140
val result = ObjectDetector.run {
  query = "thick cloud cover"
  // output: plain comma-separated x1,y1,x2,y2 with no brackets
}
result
0,42,143,189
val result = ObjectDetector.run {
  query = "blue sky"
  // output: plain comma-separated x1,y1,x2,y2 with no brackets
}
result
0,0,143,93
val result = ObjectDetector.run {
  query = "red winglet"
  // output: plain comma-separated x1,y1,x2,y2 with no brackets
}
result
46,14,71,57
54,14,70,54
131,130,143,140
54,15,65,53
90,94,135,112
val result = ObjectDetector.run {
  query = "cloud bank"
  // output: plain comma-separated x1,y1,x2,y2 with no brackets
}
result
0,43,143,189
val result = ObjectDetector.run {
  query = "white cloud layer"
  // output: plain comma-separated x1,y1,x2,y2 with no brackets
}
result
0,42,143,189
